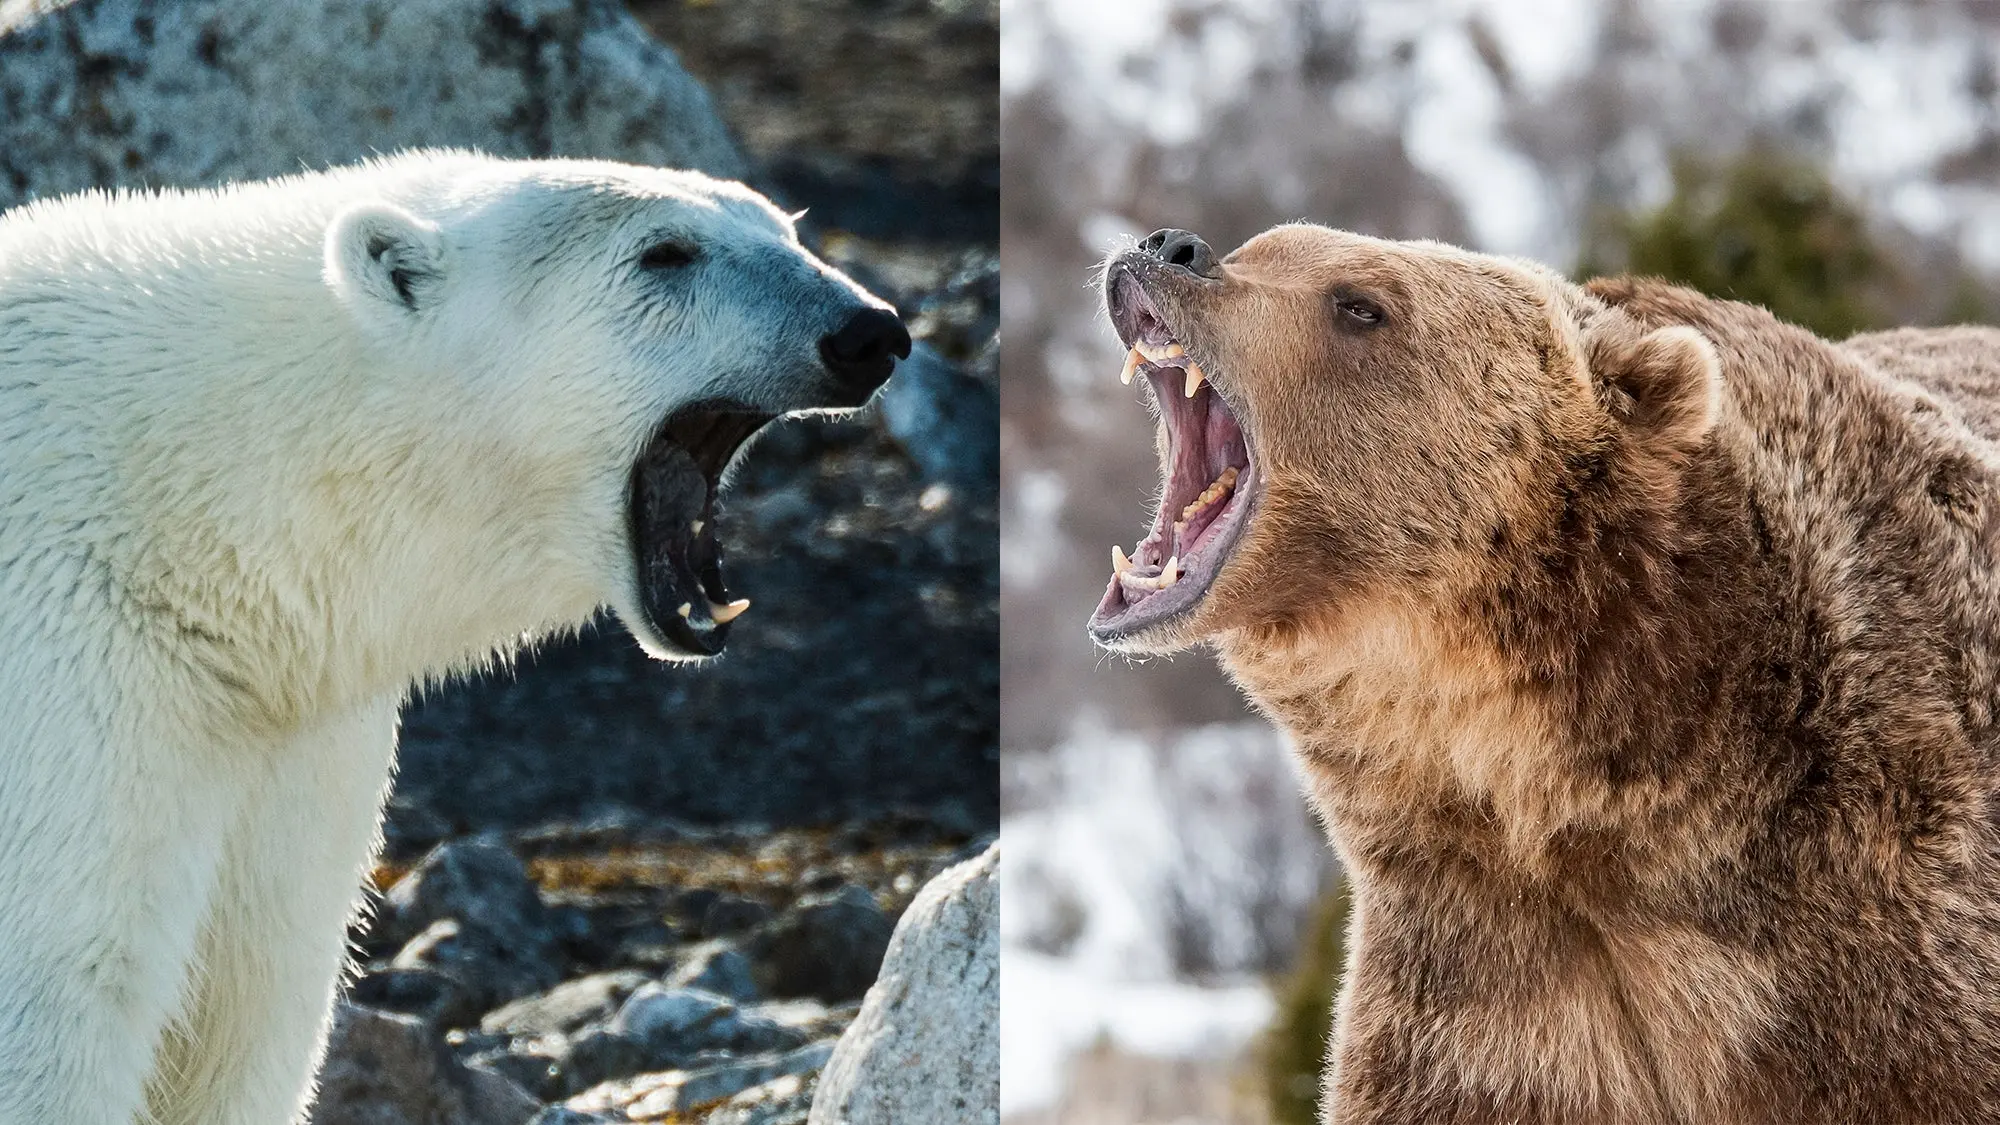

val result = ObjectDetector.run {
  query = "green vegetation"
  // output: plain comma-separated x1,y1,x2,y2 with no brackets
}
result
1261,880,1352,1125
1583,152,1887,338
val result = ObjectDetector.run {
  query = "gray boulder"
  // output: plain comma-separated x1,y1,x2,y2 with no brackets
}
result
0,0,742,212
308,1000,542,1125
809,843,997,1125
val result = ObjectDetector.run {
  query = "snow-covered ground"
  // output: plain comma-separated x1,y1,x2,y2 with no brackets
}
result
1000,722,1331,1118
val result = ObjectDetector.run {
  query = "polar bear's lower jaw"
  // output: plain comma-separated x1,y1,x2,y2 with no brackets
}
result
626,406,773,657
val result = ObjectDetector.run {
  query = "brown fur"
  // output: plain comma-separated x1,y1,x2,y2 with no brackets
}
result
1115,225,2000,1123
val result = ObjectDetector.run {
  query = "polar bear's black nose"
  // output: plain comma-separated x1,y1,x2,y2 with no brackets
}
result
1141,228,1221,279
819,308,911,397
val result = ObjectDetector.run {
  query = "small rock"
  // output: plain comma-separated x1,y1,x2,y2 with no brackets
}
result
809,844,998,1125
307,1000,542,1125
612,983,736,1047
528,1109,617,1125
703,896,774,938
705,1073,816,1125
568,1041,835,1121
669,939,760,1002
381,836,555,950
749,886,892,1003
483,970,653,1039
742,1000,856,1045
469,1047,565,1103
670,888,723,925
722,1010,812,1057
390,918,563,1020
634,1041,833,1119
347,965,483,1031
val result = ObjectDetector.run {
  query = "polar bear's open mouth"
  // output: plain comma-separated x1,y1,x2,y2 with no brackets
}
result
628,404,774,656
1089,271,1257,643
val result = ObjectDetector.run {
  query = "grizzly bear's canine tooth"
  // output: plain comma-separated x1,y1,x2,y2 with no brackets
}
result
1183,361,1205,398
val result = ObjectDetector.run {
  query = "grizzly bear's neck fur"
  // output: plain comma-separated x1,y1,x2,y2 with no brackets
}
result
1223,277,2000,1124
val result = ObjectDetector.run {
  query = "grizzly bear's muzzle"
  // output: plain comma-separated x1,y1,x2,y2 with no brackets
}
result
1089,234,1259,649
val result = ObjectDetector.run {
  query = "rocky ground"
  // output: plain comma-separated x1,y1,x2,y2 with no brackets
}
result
314,816,991,1124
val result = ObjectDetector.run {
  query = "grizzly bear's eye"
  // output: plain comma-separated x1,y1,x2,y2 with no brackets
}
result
639,241,700,270
1335,295,1385,327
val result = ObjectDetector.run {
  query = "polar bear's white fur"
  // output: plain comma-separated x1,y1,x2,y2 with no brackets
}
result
0,151,904,1124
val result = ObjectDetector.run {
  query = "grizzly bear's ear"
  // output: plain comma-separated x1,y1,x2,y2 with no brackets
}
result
323,202,446,317
1586,321,1721,452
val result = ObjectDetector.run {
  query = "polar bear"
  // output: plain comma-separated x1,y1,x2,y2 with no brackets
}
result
0,151,909,1125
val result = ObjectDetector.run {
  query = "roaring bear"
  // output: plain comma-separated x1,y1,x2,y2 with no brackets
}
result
1090,223,2000,1123
0,151,908,1124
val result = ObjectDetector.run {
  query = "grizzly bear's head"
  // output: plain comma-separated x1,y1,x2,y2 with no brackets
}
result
1088,223,1722,655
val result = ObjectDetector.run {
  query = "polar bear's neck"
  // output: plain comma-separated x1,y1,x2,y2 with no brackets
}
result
0,186,606,740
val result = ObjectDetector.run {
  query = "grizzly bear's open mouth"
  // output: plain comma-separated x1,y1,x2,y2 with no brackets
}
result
1090,271,1257,644
628,404,773,656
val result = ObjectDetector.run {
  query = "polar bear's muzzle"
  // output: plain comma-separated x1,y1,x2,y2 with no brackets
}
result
627,404,773,656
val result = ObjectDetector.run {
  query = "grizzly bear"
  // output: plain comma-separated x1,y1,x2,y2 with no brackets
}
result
1090,224,2000,1124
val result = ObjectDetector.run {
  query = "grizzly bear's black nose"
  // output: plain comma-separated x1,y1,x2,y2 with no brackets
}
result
819,308,911,398
1141,228,1221,278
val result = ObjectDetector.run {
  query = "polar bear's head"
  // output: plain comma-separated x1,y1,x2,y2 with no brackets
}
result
319,155,908,661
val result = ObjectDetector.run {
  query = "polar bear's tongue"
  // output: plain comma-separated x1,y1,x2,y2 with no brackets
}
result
629,439,734,655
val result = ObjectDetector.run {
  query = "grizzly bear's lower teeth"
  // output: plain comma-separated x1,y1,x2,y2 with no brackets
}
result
1117,555,1180,592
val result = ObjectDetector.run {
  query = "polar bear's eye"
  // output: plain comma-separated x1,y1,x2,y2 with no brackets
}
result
640,241,700,270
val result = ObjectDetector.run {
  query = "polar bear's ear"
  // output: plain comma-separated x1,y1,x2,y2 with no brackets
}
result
1586,320,1721,453
324,203,446,316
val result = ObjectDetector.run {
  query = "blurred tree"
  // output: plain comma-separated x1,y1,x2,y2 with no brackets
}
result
1583,151,1885,338
1261,880,1351,1125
